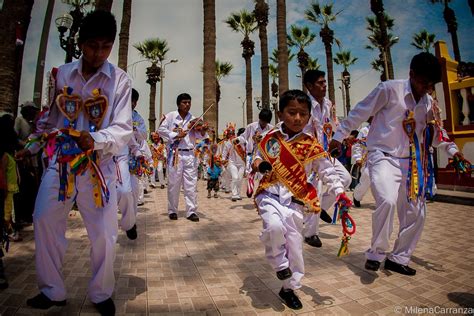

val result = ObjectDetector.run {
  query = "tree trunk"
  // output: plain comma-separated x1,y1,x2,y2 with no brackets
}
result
0,0,34,115
33,0,54,107
245,57,253,124
203,0,217,130
443,4,461,62
94,0,113,11
118,0,132,71
276,0,288,96
370,0,394,79
148,82,157,132
255,0,270,109
321,28,335,105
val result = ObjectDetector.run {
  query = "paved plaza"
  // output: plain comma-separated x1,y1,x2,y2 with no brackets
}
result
1,180,473,315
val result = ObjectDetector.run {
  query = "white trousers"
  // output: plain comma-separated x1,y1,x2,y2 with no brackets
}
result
150,161,165,186
256,193,304,290
33,161,118,303
167,151,198,217
131,175,145,205
221,165,231,191
228,162,245,198
115,155,136,231
366,150,426,265
353,165,370,202
303,158,351,238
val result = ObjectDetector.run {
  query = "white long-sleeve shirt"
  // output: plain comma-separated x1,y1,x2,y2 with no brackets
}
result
31,57,132,162
255,122,344,207
221,138,245,166
157,110,205,150
122,109,147,156
238,121,273,153
333,79,458,158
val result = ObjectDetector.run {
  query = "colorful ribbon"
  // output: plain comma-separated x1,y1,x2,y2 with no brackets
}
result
403,110,424,202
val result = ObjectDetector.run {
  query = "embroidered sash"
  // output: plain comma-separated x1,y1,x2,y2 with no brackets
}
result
233,139,246,163
256,130,327,212
403,110,424,202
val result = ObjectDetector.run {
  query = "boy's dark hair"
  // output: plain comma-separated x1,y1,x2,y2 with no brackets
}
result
237,127,246,136
176,93,192,105
132,88,139,102
350,130,359,137
78,10,117,44
279,90,311,112
410,52,441,83
303,69,326,86
258,108,273,123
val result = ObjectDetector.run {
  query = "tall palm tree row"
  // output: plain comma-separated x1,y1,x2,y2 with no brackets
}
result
203,0,217,130
215,60,233,129
305,1,342,105
333,50,358,116
133,38,169,132
118,0,132,71
370,0,395,80
429,0,461,62
225,10,257,124
411,29,436,53
365,14,399,82
269,48,295,98
287,25,316,91
0,0,34,114
276,0,289,97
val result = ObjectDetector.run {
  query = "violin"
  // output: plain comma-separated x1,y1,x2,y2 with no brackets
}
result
187,118,209,132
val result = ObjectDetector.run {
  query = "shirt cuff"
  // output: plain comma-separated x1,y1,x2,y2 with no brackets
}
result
332,131,347,143
90,132,106,151
335,188,345,196
169,131,178,141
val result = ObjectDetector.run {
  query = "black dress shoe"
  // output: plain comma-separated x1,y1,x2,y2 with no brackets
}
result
276,267,292,280
26,292,67,309
365,259,380,271
187,213,199,222
384,259,416,276
304,235,322,248
353,197,361,208
94,297,115,316
126,224,137,240
169,213,178,220
278,288,303,310
320,209,333,223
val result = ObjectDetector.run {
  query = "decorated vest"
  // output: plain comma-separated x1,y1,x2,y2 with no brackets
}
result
255,130,327,212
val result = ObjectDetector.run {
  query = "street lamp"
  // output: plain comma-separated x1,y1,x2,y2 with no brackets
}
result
159,59,178,120
238,97,246,127
255,96,262,110
55,0,91,63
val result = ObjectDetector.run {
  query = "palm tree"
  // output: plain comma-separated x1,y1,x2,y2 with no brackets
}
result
33,0,55,106
305,1,342,105
94,0,113,11
366,15,399,82
0,0,34,114
254,0,270,109
225,10,257,124
287,25,316,90
429,0,461,62
133,38,169,132
118,0,132,71
276,0,289,96
215,60,233,129
370,0,395,79
269,48,295,99
411,29,436,53
307,56,322,70
203,0,217,130
333,50,358,115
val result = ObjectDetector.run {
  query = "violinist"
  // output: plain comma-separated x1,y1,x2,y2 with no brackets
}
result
157,93,208,222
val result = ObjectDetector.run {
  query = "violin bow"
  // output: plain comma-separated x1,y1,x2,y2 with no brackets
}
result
186,102,215,133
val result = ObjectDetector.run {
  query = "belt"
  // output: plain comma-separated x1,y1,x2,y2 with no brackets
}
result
178,148,193,152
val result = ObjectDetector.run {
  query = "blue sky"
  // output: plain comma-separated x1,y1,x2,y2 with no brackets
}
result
20,0,474,133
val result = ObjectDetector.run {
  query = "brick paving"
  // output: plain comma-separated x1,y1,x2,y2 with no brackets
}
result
1,180,473,315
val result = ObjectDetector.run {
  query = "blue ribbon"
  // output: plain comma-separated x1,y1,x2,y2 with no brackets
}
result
413,133,424,198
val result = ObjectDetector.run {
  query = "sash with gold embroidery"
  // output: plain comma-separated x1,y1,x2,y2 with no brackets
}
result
403,110,424,202
233,139,246,163
256,130,327,212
